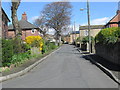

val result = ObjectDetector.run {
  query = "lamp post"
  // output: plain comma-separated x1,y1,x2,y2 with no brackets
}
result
80,0,91,53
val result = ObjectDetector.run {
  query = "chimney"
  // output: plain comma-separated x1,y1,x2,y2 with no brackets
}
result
22,12,27,20
117,10,120,14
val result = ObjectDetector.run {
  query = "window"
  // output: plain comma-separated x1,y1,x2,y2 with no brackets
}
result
84,30,88,36
31,29,35,34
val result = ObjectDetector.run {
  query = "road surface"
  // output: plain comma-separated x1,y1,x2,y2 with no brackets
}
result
2,45,118,88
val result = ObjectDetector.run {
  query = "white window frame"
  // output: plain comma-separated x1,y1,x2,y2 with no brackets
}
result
31,29,35,34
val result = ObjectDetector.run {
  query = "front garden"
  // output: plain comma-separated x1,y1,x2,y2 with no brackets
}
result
1,36,58,72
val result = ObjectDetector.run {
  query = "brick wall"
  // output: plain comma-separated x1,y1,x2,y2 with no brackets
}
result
8,29,40,40
95,41,120,65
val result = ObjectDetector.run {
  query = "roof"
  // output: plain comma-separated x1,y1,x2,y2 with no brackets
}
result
80,25,104,30
2,8,10,22
109,13,120,23
8,19,39,30
105,10,120,26
71,25,104,34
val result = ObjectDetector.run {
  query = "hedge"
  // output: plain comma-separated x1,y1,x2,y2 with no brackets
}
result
95,27,120,44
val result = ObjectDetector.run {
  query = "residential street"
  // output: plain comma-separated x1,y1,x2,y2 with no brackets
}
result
2,45,118,88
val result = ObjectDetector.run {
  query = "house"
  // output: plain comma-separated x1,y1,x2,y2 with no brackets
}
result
79,25,104,40
105,2,120,28
1,8,10,38
66,25,104,44
8,12,40,40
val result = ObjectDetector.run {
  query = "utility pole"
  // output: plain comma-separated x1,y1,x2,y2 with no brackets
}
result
72,25,74,44
87,0,91,53
79,25,81,48
74,21,76,45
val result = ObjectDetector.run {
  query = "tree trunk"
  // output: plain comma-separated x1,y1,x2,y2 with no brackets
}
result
11,0,21,38
59,35,61,46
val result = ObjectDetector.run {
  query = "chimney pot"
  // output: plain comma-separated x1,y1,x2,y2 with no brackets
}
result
22,12,27,20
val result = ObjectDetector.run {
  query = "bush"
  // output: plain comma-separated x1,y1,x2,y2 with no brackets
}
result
2,39,31,67
25,36,43,51
95,27,120,44
42,41,57,54
11,52,31,65
82,36,94,44
2,39,14,67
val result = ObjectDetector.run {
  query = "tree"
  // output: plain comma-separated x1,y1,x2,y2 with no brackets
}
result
42,2,72,45
11,0,22,54
34,16,49,39
11,0,21,37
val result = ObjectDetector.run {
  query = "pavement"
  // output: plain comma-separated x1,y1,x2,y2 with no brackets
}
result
77,48,120,85
1,44,119,88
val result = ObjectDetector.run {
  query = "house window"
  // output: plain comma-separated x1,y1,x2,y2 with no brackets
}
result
31,29,35,34
84,30,88,36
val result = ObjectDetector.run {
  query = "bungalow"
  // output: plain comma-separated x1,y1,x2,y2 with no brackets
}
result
1,8,10,39
8,12,40,40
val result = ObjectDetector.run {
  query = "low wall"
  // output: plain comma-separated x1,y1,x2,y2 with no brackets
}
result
95,42,120,65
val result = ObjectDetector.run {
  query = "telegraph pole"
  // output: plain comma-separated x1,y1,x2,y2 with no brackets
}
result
87,0,91,53
79,25,81,48
74,21,76,45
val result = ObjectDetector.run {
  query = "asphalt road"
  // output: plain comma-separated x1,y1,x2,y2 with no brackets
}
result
2,45,118,88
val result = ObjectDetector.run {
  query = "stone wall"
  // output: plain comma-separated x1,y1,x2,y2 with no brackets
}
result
95,42,120,65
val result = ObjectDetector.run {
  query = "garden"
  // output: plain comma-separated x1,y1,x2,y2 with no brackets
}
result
1,36,58,72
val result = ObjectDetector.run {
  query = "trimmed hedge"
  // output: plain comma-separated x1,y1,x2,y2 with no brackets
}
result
95,27,120,44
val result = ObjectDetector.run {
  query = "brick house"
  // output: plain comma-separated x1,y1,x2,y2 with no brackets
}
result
8,12,40,40
1,8,10,38
105,2,120,28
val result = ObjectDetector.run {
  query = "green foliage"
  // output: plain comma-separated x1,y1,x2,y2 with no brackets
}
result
2,39,14,67
11,52,31,65
2,39,31,67
42,40,57,54
82,36,94,43
95,27,120,44
76,37,81,42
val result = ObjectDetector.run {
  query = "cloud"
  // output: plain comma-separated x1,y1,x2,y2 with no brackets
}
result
81,17,112,26
31,16,39,22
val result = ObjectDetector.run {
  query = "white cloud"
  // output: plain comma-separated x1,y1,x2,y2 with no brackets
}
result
81,17,112,26
31,16,39,22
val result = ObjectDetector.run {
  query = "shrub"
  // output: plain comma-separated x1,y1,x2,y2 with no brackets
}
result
82,36,94,44
25,36,43,51
95,27,120,44
11,52,31,65
2,39,14,67
2,39,31,67
76,37,81,42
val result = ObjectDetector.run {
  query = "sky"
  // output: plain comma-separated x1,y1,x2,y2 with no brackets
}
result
1,1,119,33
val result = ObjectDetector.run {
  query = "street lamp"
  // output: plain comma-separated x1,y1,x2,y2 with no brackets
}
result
80,0,91,53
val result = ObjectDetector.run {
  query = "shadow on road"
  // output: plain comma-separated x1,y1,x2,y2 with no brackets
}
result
82,54,120,71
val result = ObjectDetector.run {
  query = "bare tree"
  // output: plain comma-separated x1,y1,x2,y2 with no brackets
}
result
42,2,72,45
11,0,21,37
34,16,49,39
11,0,22,54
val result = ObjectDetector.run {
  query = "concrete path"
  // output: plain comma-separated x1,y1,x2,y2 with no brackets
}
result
2,45,118,88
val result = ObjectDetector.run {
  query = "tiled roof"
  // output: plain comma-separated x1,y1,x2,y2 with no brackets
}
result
8,19,39,30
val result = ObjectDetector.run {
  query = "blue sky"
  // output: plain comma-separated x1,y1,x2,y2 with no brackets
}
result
1,1,119,31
